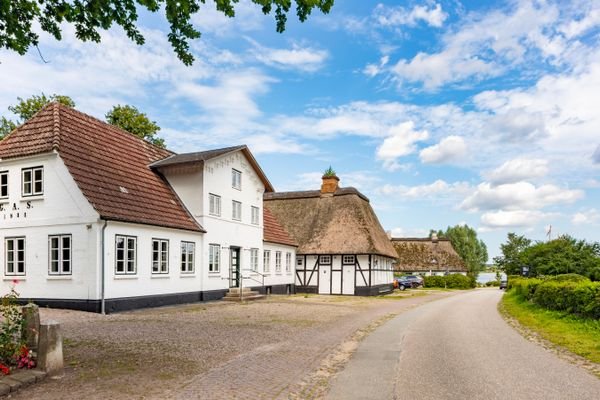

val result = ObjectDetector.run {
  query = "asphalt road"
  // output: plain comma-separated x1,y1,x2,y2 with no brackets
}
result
326,289,600,400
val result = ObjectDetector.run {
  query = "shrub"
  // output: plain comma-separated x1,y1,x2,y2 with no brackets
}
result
546,273,590,283
0,283,26,368
423,274,475,289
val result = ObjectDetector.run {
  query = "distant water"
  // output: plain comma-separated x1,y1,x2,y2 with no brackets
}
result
477,272,506,284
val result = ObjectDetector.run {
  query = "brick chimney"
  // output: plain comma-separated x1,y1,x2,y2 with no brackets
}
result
321,174,339,196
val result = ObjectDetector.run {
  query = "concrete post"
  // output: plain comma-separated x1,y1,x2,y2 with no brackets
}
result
21,304,40,351
37,320,63,377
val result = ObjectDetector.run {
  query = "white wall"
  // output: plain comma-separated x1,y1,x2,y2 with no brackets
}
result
256,242,295,288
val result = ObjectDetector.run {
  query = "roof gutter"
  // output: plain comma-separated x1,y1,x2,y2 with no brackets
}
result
100,219,108,315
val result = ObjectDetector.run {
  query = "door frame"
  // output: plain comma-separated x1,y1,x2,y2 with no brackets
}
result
229,246,241,288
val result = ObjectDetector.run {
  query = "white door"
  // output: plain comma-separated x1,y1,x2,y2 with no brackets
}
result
318,265,331,294
331,269,342,294
342,265,355,295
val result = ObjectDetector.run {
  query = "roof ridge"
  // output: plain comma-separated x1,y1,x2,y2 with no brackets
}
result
51,102,61,151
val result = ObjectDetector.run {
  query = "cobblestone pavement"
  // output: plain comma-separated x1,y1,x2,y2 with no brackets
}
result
10,291,455,400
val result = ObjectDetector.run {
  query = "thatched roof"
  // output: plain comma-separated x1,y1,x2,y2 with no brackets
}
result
391,238,467,272
264,188,397,258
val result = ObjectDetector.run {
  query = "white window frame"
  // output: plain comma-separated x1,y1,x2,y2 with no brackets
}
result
181,241,195,273
285,252,292,272
21,166,43,197
5,237,25,276
251,206,259,225
232,200,242,221
0,171,8,199
152,238,169,274
48,234,71,275
209,193,221,216
319,255,331,265
263,250,271,273
250,248,259,271
296,256,303,266
275,251,282,273
115,235,137,275
232,168,242,190
342,255,355,265
209,244,220,273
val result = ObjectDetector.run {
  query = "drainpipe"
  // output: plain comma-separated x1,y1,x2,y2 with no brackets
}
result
100,219,108,314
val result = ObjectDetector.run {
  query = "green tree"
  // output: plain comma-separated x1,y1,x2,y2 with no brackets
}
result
493,233,532,275
0,94,75,139
106,105,165,148
1,0,335,66
437,225,488,276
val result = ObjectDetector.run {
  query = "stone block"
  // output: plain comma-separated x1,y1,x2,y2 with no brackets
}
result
0,383,10,396
10,370,37,386
1,377,22,391
22,303,40,351
37,320,64,377
29,369,48,382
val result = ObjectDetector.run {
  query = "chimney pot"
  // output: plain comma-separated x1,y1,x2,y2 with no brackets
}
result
321,174,339,196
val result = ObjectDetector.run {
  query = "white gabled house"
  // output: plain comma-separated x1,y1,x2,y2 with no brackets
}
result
0,103,295,312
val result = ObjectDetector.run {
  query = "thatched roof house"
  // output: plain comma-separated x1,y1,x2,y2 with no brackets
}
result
264,174,396,296
391,235,467,274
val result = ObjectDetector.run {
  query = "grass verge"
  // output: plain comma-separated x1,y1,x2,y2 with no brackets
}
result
500,291,600,368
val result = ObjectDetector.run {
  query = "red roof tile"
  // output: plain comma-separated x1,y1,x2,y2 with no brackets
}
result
0,103,203,232
263,207,296,247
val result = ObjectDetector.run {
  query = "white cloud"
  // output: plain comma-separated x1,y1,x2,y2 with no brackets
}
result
460,182,583,212
593,145,600,164
374,3,448,28
559,7,600,39
191,0,267,37
376,121,428,170
485,158,549,185
380,179,471,199
250,40,329,72
572,209,600,225
481,210,553,229
419,136,467,164
390,227,429,238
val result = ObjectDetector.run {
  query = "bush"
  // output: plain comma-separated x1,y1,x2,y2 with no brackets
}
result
485,280,500,287
423,274,475,289
0,284,26,368
546,273,590,283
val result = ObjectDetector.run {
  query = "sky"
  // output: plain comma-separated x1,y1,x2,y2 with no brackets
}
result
1,0,599,260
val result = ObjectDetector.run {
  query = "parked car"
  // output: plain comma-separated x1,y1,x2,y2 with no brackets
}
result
499,280,508,289
404,275,424,288
394,276,413,290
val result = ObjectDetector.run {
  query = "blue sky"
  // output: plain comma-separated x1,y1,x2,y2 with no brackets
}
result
1,0,599,259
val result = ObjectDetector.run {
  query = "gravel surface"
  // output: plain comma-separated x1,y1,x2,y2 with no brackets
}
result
327,289,600,400
9,290,453,400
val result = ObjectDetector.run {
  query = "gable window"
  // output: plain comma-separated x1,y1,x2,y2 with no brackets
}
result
285,252,292,272
296,256,303,266
0,171,8,199
115,235,136,275
209,193,221,216
232,200,242,221
49,235,71,275
275,251,282,272
263,250,271,273
22,166,43,196
250,248,259,271
251,206,259,225
319,255,331,265
343,255,355,264
232,169,242,190
181,241,195,273
5,237,25,276
209,244,220,273
152,239,169,274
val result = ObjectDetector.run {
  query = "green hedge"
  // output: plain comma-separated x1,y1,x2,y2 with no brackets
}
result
509,276,600,319
423,274,476,289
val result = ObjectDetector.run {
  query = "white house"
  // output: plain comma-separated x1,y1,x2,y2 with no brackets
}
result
0,103,295,312
264,174,396,295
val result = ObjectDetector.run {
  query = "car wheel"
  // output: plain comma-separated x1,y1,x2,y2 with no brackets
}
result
399,284,406,291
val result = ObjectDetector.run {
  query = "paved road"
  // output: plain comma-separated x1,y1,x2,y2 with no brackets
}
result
326,289,600,400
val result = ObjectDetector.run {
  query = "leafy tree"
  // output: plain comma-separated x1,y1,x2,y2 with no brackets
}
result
0,94,75,139
106,105,165,148
493,233,532,275
437,225,488,276
1,0,335,66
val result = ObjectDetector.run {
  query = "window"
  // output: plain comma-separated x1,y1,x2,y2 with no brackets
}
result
181,241,195,273
250,248,259,271
152,239,169,274
5,237,25,276
0,171,8,199
209,193,221,216
319,255,331,264
209,244,220,273
22,166,43,196
286,252,292,272
49,235,71,275
263,250,271,273
251,206,259,225
232,169,242,190
115,235,136,275
343,255,355,264
275,251,282,272
232,200,242,221
296,256,303,266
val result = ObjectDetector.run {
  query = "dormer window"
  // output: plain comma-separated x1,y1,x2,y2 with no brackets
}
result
232,169,241,190
22,166,43,197
0,171,8,199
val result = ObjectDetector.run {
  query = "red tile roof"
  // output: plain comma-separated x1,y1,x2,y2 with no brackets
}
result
0,103,203,232
263,207,296,247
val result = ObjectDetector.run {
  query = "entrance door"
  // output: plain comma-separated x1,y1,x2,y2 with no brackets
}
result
318,265,331,294
230,247,240,288
342,265,355,295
